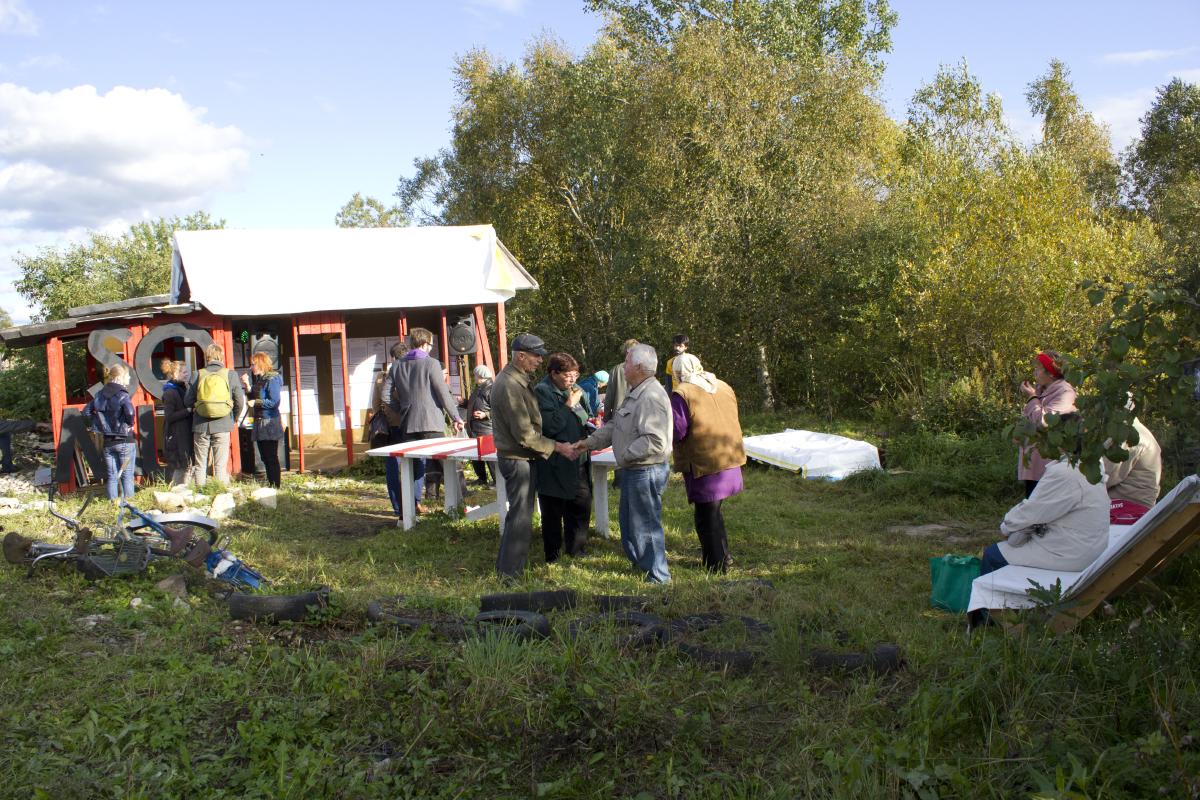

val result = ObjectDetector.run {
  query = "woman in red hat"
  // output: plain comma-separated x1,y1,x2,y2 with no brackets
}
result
1017,350,1076,497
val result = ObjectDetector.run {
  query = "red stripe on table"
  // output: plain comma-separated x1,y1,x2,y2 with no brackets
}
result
433,443,479,459
388,440,463,456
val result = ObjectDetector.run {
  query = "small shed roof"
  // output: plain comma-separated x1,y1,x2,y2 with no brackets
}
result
170,224,538,317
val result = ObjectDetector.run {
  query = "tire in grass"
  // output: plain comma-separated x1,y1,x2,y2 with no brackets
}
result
667,613,772,675
228,587,330,623
473,609,551,640
478,588,578,614
567,610,666,648
809,643,904,675
594,594,655,613
366,599,471,640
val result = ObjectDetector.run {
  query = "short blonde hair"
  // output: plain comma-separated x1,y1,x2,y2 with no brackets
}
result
105,363,129,385
204,343,225,363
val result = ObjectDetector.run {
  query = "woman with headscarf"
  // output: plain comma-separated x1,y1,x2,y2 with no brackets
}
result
160,359,192,487
247,351,284,488
1018,351,1076,498
466,363,496,485
670,354,746,572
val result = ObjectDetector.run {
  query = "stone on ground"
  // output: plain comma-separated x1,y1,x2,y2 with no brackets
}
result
156,574,188,600
210,492,237,520
153,491,186,512
250,487,278,509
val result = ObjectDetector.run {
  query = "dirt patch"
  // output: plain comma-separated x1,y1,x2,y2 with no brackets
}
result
325,514,393,538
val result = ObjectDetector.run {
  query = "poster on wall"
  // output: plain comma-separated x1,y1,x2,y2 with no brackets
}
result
286,356,321,433
330,338,385,430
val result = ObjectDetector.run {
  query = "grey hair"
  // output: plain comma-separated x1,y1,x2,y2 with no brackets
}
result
473,364,494,381
627,343,657,374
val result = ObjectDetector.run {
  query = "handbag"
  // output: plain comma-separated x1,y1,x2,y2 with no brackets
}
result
929,554,982,613
368,410,390,440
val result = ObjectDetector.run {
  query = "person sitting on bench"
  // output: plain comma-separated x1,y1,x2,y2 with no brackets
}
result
981,413,1109,577
1103,416,1162,525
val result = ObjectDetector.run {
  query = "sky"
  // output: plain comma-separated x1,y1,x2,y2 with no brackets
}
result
1,0,1197,325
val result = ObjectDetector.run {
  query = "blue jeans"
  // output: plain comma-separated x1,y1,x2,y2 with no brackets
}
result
980,543,1009,576
617,462,671,583
103,440,137,501
385,427,405,517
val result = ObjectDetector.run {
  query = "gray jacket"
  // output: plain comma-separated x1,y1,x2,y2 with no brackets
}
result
383,351,461,435
185,359,246,434
585,376,672,468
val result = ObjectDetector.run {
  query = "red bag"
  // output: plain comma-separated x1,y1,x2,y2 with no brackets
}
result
1110,499,1151,525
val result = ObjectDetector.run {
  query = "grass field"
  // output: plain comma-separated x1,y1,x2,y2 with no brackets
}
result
1,418,1198,799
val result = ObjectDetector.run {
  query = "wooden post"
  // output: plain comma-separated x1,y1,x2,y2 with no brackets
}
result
473,304,493,372
291,318,305,473
496,302,507,368
339,319,354,466
398,312,408,340
439,307,451,385
220,325,242,477
46,336,72,493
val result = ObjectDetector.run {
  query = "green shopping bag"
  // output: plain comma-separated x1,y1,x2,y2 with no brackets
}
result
929,554,982,613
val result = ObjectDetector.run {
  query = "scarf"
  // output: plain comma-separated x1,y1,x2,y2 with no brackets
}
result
673,353,717,394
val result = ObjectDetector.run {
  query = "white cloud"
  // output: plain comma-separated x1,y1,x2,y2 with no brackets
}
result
0,83,249,231
1101,47,1195,65
467,0,527,14
1091,87,1158,151
0,83,249,323
1169,68,1200,83
0,0,37,35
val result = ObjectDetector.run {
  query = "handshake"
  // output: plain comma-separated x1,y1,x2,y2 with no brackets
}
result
552,440,593,459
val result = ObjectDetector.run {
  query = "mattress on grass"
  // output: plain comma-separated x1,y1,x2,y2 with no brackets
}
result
741,428,881,480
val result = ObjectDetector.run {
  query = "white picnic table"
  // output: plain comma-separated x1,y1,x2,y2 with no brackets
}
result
366,436,617,535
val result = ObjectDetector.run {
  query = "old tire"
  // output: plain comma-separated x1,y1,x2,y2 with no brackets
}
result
229,587,330,623
594,594,655,613
479,588,578,614
367,600,470,640
810,643,904,675
473,609,551,640
668,613,772,674
567,610,666,648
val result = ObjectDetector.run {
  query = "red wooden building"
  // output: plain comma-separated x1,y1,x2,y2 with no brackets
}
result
0,225,537,490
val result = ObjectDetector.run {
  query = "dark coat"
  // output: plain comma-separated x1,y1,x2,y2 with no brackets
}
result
467,379,494,436
161,380,193,468
533,376,592,500
383,351,461,435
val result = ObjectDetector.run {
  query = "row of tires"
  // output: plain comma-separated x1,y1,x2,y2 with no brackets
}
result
225,585,902,676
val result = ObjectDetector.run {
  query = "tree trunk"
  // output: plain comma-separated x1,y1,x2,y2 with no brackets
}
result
756,342,775,411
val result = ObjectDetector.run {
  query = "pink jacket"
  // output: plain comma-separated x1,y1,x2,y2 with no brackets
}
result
1017,378,1077,482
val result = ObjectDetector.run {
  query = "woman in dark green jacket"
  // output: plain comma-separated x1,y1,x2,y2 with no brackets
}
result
535,352,593,563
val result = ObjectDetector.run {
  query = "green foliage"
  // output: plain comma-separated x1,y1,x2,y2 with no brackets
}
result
334,192,407,228
13,211,223,322
0,348,49,419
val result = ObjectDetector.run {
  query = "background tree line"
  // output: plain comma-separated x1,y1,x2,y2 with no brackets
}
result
4,0,1198,473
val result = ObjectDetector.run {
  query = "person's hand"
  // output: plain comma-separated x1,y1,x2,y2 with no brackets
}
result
573,440,590,455
246,399,257,408
452,418,465,433
566,387,583,407
554,441,577,460
240,374,251,389
1019,380,1037,399
472,410,486,419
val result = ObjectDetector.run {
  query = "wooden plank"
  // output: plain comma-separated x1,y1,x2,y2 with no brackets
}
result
496,302,507,368
473,304,493,372
46,336,72,493
439,307,451,386
1048,505,1200,634
291,317,305,473
220,324,242,477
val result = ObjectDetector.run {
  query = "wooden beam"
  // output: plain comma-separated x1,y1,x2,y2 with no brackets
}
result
291,318,305,474
339,318,354,467
473,304,493,372
46,336,71,493
496,302,507,368
220,324,242,477
439,307,451,385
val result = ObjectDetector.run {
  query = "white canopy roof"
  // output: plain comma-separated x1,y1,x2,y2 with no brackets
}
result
170,224,537,316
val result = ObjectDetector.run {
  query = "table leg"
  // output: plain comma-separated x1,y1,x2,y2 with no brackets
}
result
400,457,416,531
444,461,460,517
592,462,611,539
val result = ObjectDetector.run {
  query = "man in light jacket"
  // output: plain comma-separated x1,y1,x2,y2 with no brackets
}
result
579,343,673,583
491,333,579,578
383,328,464,516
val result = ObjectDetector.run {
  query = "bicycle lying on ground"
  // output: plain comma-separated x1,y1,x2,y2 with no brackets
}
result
2,487,219,580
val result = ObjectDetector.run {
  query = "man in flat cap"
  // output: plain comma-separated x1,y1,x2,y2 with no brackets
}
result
491,333,580,578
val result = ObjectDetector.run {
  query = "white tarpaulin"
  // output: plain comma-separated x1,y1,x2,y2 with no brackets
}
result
968,475,1200,612
170,224,537,316
741,428,881,480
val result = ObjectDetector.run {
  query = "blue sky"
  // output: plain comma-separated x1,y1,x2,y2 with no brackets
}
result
1,0,1197,324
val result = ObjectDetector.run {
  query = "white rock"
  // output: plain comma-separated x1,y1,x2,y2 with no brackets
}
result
250,487,277,509
0,507,21,516
129,597,143,609
153,491,187,512
210,493,237,520
145,508,163,517
0,497,20,508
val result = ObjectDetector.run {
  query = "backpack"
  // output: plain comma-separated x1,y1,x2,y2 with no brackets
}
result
195,368,234,418
86,390,131,437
